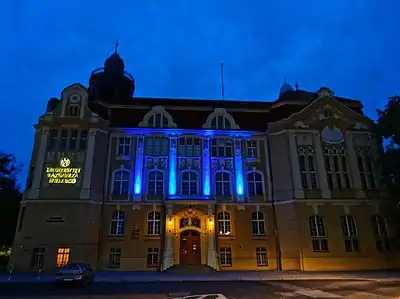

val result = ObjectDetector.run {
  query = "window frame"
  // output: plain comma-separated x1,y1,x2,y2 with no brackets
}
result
180,170,199,195
111,169,131,196
147,211,161,236
214,171,232,196
251,211,266,236
247,171,265,197
109,211,125,236
147,170,164,195
217,211,232,235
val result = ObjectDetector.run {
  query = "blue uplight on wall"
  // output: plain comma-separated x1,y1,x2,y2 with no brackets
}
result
169,137,177,195
234,139,245,198
203,138,211,196
134,136,144,195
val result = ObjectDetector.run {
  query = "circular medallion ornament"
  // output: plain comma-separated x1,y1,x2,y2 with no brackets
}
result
69,95,81,103
60,157,71,168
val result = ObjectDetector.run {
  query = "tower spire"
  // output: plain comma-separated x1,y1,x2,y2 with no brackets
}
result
115,40,119,53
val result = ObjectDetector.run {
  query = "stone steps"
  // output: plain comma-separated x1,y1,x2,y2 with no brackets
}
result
165,264,217,274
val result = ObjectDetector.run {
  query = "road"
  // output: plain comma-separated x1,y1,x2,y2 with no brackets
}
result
0,280,399,299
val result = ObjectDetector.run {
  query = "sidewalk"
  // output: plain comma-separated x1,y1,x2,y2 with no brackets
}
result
1,270,400,283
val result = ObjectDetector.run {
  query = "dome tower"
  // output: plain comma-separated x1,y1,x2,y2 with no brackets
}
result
88,41,135,103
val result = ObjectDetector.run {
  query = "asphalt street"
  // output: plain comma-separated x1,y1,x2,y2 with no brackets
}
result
0,280,399,299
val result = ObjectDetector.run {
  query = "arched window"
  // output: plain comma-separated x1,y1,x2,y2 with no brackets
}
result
215,171,231,196
340,215,360,252
147,211,161,235
308,215,328,252
110,211,125,235
147,170,164,195
181,171,198,195
139,106,176,128
148,113,169,128
252,212,266,235
211,116,231,129
247,172,264,196
112,170,130,195
217,211,231,235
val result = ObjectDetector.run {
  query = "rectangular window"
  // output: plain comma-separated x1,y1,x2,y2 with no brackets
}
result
18,206,26,232
356,147,376,189
246,140,258,158
344,239,360,252
59,130,68,150
31,247,45,269
69,130,78,150
48,129,59,150
145,137,168,156
147,248,159,267
298,146,317,189
372,215,391,252
211,138,233,157
56,248,70,267
118,137,131,156
178,137,201,157
312,239,329,252
256,247,268,266
220,247,232,267
79,131,88,151
108,248,121,268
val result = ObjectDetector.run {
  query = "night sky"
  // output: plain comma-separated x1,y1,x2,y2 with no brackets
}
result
2,1,399,187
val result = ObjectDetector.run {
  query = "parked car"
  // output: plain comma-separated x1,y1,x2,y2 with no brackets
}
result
56,263,95,286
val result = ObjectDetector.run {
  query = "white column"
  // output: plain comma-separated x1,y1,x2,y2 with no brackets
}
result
313,132,331,199
345,132,366,198
168,137,177,196
133,136,144,201
288,132,304,199
80,128,97,199
162,204,174,271
202,138,211,196
233,139,245,202
28,127,49,199
207,205,218,270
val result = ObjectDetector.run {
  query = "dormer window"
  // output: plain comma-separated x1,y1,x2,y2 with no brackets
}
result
211,116,231,129
148,113,168,128
203,108,239,130
139,106,177,128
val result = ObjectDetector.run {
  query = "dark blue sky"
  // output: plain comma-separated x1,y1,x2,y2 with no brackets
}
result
2,1,399,186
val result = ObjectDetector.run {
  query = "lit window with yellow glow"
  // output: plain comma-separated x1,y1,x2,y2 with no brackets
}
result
56,248,70,267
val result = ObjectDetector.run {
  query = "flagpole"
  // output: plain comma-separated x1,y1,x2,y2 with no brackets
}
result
220,61,225,101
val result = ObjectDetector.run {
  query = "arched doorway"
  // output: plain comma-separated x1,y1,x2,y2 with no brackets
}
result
180,230,201,265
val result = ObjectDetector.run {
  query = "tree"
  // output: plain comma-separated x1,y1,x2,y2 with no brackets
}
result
0,152,22,248
375,95,400,201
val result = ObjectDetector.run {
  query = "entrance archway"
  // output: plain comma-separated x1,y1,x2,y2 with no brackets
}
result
180,230,201,265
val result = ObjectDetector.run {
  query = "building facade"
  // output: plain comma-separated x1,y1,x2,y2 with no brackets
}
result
9,50,399,272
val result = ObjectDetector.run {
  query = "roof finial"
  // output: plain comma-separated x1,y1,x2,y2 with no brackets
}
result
115,40,119,53
284,76,287,83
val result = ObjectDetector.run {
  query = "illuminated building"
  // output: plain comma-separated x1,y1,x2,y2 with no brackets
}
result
9,48,399,272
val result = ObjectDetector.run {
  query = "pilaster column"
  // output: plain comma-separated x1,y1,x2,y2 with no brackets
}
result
168,137,177,196
233,139,245,202
162,204,174,271
28,127,49,199
313,132,331,199
288,132,304,199
345,132,365,198
133,136,144,201
202,138,211,196
80,128,97,199
207,204,218,270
